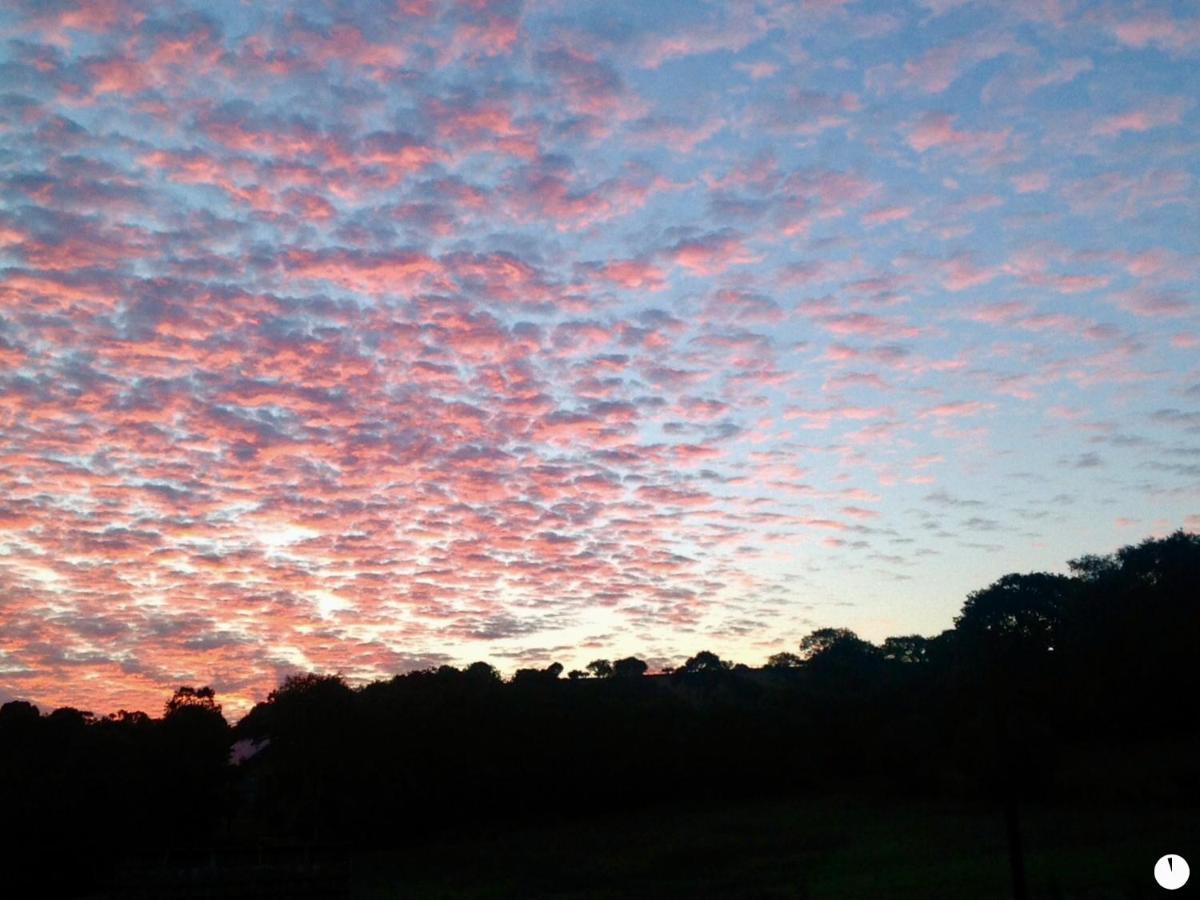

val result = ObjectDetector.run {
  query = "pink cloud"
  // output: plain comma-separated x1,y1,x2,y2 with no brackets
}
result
862,205,913,225
820,313,921,339
536,45,635,125
907,112,1009,156
87,56,151,95
37,0,137,34
628,115,725,152
940,254,1000,291
1015,56,1092,94
640,16,763,69
426,95,539,160
1110,289,1193,318
964,301,1033,324
734,61,779,80
704,290,784,324
1108,12,1200,55
1011,171,1050,193
357,132,444,174
283,249,444,294
440,0,522,61
665,232,761,275
635,485,713,507
920,400,994,418
900,33,1020,94
1092,98,1189,136
784,405,892,429
589,259,667,291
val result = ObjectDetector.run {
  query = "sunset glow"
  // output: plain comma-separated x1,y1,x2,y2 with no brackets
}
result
1,0,1197,716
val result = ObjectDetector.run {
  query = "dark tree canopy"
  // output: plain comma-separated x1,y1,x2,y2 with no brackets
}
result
587,659,614,678
464,661,502,683
612,657,648,678
765,652,803,669
0,699,40,725
1066,553,1119,582
880,635,934,664
798,627,868,659
954,573,1074,653
268,672,352,704
164,685,221,717
512,661,564,684
681,650,729,673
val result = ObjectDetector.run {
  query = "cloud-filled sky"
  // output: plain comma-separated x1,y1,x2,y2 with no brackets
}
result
1,0,1197,716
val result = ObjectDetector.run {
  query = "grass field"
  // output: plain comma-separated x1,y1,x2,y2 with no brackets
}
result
350,795,1199,899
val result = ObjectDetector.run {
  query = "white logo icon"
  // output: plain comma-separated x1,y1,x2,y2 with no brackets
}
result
1155,854,1190,890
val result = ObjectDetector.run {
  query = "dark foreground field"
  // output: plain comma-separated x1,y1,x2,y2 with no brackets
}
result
349,797,1198,899
96,795,1199,899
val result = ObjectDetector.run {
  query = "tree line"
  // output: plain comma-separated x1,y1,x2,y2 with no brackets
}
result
2,531,1197,896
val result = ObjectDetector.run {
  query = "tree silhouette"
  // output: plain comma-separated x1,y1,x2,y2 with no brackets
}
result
0,699,40,727
512,661,564,684
464,660,502,684
799,627,868,659
765,651,802,669
880,635,934,664
160,686,230,842
587,658,614,678
681,650,729,673
954,573,1073,654
612,657,648,678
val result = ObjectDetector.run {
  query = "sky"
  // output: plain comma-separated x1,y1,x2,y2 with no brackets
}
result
0,0,1197,717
